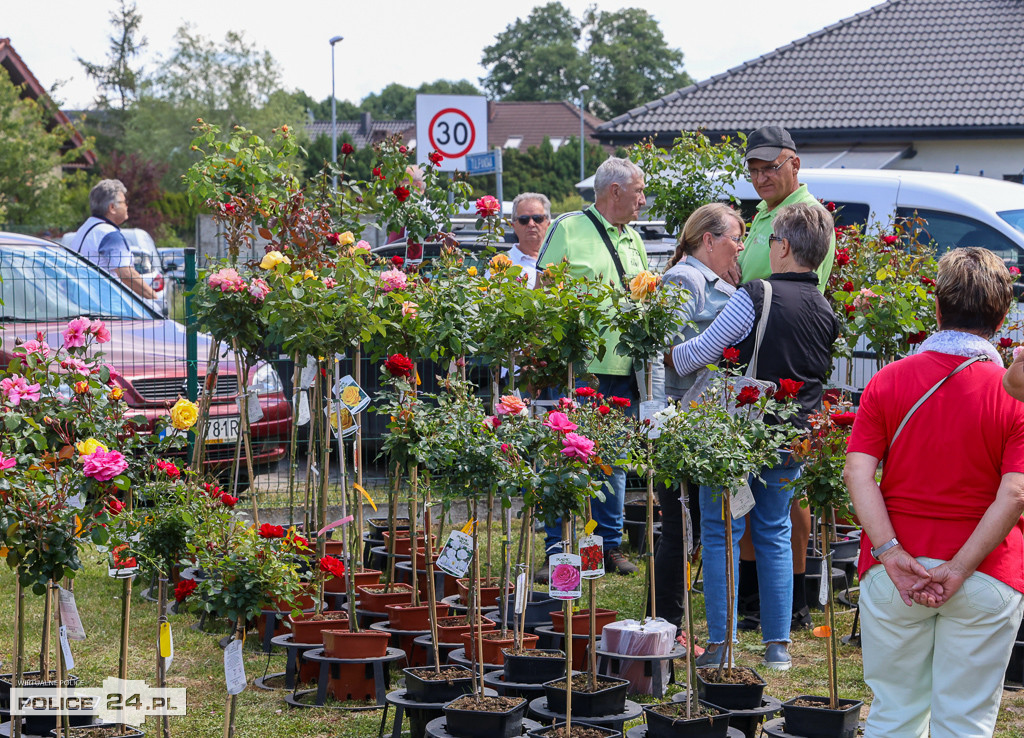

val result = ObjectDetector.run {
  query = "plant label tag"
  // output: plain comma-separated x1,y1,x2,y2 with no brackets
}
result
640,400,668,438
246,387,264,423
300,356,318,389
435,530,473,578
336,375,371,414
160,622,174,672
224,639,246,695
579,535,605,579
58,587,86,641
547,552,582,600
731,481,756,518
107,543,138,579
59,625,74,670
514,573,527,614
297,391,310,426
325,406,358,438
818,551,831,606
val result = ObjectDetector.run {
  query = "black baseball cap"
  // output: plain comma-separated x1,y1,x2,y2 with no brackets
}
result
744,125,797,163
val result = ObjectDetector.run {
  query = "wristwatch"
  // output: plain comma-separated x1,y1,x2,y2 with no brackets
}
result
871,537,900,559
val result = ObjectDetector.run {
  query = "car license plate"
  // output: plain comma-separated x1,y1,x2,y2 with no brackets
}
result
206,416,239,443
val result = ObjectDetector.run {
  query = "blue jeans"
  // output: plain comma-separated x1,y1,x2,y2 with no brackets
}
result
543,373,638,553
699,453,799,644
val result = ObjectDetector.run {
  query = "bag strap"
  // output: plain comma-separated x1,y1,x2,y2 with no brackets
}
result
746,280,773,378
889,355,985,448
582,207,627,285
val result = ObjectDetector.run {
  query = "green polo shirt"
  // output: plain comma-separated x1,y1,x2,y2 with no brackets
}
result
738,183,836,293
538,205,649,376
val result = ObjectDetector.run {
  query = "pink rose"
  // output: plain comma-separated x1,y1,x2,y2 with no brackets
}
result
15,339,51,358
543,411,578,434
561,432,595,462
81,449,128,482
248,277,271,302
380,268,408,293
495,395,527,416
558,397,578,410
476,195,501,218
0,452,16,470
90,320,111,344
550,563,581,592
208,268,246,293
1,375,41,406
63,317,91,348
323,277,337,288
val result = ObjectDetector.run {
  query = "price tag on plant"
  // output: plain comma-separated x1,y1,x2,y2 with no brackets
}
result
107,543,138,579
547,552,582,600
300,355,318,389
579,535,604,579
818,550,831,606
59,625,74,670
297,390,310,426
336,375,371,413
435,530,473,578
244,386,264,423
641,400,671,439
58,587,86,641
514,572,527,615
224,639,246,695
730,480,756,518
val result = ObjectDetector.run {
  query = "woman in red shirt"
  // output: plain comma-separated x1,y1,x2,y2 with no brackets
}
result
845,247,1024,738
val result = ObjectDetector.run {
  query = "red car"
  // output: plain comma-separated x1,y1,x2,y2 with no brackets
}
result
0,232,291,475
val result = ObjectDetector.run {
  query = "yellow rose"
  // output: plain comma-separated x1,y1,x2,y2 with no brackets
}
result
259,251,291,270
339,231,355,246
341,386,362,407
467,266,478,277
76,438,108,457
108,386,124,401
629,270,660,301
489,253,513,272
170,398,199,430
303,269,315,280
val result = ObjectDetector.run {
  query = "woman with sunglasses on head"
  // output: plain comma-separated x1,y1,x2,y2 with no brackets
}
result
506,192,552,288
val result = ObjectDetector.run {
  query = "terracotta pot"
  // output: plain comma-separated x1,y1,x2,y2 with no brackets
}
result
549,608,619,635
288,610,350,644
269,592,316,612
461,631,540,665
385,602,451,631
436,616,496,643
382,531,436,556
321,628,391,658
324,568,382,594
457,578,513,608
356,582,415,613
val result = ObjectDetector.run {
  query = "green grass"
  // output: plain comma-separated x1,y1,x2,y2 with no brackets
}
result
2,523,1023,737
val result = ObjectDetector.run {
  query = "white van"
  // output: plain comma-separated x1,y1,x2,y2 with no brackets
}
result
725,168,1024,267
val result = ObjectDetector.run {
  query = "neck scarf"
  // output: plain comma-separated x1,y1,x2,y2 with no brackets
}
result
918,330,1002,364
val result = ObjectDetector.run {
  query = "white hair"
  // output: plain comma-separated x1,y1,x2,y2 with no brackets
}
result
511,192,551,219
594,157,642,196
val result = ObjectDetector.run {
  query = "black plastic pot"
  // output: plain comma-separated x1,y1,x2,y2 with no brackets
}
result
782,696,862,738
1007,641,1024,683
50,723,146,737
0,671,80,709
644,700,731,738
829,536,860,561
695,667,766,711
368,517,409,537
18,703,94,736
442,695,527,738
527,721,622,738
496,591,563,629
502,649,565,684
403,665,475,704
542,674,629,717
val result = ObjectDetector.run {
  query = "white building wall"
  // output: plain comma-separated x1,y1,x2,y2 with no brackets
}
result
889,138,1024,180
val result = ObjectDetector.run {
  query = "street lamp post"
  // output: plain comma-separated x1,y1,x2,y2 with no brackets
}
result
578,84,590,182
329,35,344,190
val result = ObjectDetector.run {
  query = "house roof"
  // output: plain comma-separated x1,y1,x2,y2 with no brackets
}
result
0,38,96,168
597,0,1024,146
305,113,414,149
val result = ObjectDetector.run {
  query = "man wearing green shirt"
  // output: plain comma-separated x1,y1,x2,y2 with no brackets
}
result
534,156,649,577
735,125,833,634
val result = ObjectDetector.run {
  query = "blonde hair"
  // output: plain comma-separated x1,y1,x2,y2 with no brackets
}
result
935,247,1014,337
667,203,746,269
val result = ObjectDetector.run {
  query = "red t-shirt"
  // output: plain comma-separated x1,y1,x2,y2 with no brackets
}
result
848,351,1024,592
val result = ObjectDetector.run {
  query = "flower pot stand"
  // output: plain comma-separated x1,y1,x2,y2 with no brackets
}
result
624,726,745,738
446,648,503,673
596,642,685,698
482,670,548,701
370,621,430,667
413,635,464,668
673,691,782,738
759,716,865,738
533,624,592,671
284,646,406,709
440,595,469,616
424,714,542,738
356,608,394,630
254,633,324,690
377,687,499,738
257,604,316,653
526,695,642,734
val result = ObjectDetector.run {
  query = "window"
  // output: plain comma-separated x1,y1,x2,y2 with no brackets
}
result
829,202,871,228
503,136,523,150
895,207,1022,267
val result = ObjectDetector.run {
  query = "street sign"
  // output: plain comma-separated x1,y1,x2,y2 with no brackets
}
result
465,151,497,175
415,94,487,172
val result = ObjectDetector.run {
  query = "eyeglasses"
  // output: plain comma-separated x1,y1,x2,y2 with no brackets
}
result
768,234,786,245
715,233,743,245
515,214,548,225
748,156,794,180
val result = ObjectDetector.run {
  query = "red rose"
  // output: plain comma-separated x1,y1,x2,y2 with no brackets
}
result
391,255,404,267
907,330,927,344
394,186,411,202
598,405,611,415
735,385,760,407
842,281,854,292
222,202,236,214
259,523,286,539
340,142,354,155
575,387,597,398
319,555,346,578
831,412,856,427
407,242,423,260
106,498,125,516
384,353,414,378
610,396,631,408
723,347,740,362
399,146,408,153
372,167,383,180
921,277,936,287
825,202,836,212
326,232,341,245
843,304,855,316
291,535,310,550
835,249,851,266
773,378,804,401
174,578,197,602
1010,266,1021,278
500,443,510,454
476,195,501,218
1001,337,1014,348
882,235,899,246
157,459,180,479
428,151,443,165
220,493,238,508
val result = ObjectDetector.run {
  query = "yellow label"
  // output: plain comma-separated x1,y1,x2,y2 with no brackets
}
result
583,520,598,536
461,519,475,534
74,515,84,538
354,483,377,511
685,561,691,591
416,369,421,386
159,622,172,658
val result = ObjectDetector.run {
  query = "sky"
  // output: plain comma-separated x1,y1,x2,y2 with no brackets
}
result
4,0,882,111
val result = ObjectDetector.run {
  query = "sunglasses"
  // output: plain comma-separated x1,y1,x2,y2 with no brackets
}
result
768,234,786,245
515,214,548,225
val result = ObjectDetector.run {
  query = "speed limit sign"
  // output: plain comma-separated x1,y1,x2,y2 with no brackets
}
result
415,94,487,172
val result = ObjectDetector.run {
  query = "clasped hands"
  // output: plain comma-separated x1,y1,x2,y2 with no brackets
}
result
881,548,968,608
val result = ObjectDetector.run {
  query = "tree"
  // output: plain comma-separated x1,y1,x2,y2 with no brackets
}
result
584,7,692,118
76,0,147,111
361,79,482,120
481,2,587,102
101,151,168,234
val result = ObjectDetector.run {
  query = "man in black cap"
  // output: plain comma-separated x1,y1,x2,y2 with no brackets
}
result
738,125,835,292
